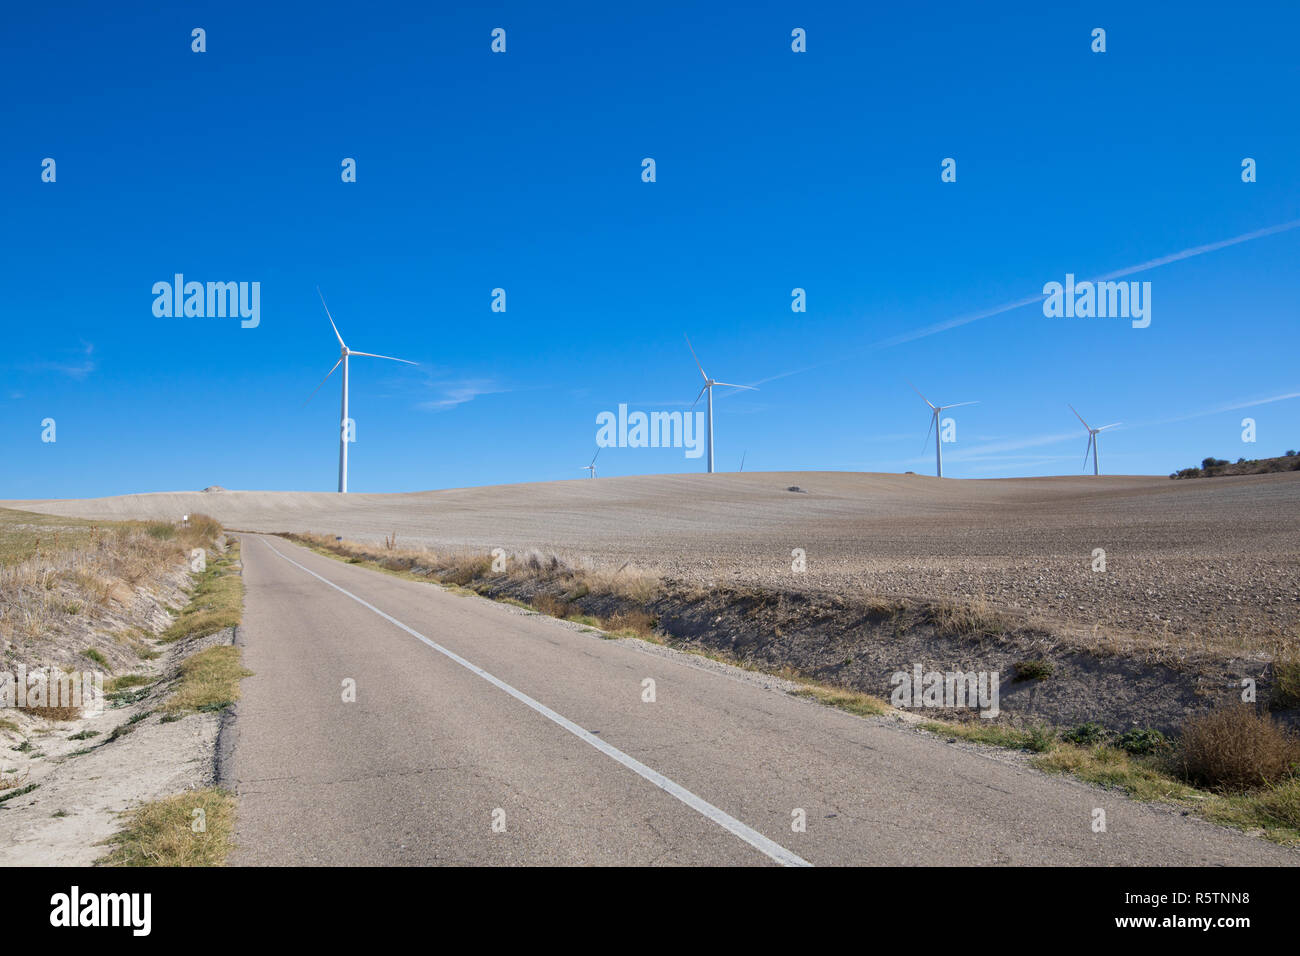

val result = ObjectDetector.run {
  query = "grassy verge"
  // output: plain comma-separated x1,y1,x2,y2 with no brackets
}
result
921,716,1300,847
792,685,889,717
164,646,251,714
96,788,236,866
160,541,243,642
921,719,1056,752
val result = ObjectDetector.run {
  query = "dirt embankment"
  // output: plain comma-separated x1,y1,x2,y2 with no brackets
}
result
0,512,245,865
480,571,1280,735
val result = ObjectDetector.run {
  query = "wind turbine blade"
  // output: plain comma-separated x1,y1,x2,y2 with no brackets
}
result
908,381,936,409
711,382,757,391
303,358,343,406
941,400,979,410
591,447,601,466
1083,434,1094,471
1096,423,1122,431
740,450,746,472
317,288,346,348
922,409,936,452
1068,403,1092,431
684,335,708,381
691,382,709,407
346,351,418,365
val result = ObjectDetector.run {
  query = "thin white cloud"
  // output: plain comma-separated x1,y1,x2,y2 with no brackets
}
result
928,429,1085,464
33,341,96,380
416,378,509,411
755,218,1300,385
876,218,1300,348
1136,389,1300,428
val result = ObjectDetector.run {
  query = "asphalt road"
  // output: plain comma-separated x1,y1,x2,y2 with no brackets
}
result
228,534,1298,866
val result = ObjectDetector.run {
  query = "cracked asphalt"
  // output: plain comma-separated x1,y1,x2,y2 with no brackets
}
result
228,534,1298,866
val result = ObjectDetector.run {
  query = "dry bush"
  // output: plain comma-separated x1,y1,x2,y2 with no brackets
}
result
530,594,572,619
1273,649,1300,709
178,513,222,545
865,595,907,619
583,565,660,604
519,549,569,575
18,704,81,721
930,597,1008,639
603,610,657,639
441,554,493,587
1178,704,1300,792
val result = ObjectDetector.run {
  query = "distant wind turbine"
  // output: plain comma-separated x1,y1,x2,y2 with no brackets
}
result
583,447,600,478
910,383,978,478
307,289,418,493
686,335,757,474
1069,404,1121,476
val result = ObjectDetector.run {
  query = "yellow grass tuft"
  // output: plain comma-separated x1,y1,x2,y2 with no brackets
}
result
97,788,236,866
163,646,252,714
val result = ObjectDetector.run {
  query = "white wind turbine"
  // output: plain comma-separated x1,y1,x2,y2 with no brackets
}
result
582,447,600,478
1069,404,1121,476
910,383,978,478
686,335,757,474
307,289,418,493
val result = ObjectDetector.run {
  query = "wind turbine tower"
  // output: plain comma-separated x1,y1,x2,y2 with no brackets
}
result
308,290,419,493
1069,404,1121,476
910,383,978,478
686,335,757,474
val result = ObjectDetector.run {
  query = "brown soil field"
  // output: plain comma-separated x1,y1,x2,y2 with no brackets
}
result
9,470,1299,657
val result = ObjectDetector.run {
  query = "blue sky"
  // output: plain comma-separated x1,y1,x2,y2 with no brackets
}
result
3,1,1298,496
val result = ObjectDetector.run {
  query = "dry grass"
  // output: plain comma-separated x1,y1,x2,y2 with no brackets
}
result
96,788,236,866
929,596,1011,640
914,709,1300,846
529,594,571,619
1273,649,1300,709
159,541,243,643
864,596,907,619
442,554,494,587
18,704,82,721
922,719,1056,752
602,609,658,640
284,532,662,610
0,509,228,664
163,646,251,714
1034,739,1300,846
792,684,889,718
1178,704,1300,792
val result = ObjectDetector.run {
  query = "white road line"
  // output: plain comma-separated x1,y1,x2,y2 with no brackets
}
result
258,537,812,868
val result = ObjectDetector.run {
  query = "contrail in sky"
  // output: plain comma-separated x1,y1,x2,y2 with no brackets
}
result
749,218,1300,387
874,218,1300,348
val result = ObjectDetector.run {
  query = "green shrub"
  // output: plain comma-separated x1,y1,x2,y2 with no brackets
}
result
1117,727,1168,755
1062,722,1109,746
1014,659,1054,682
